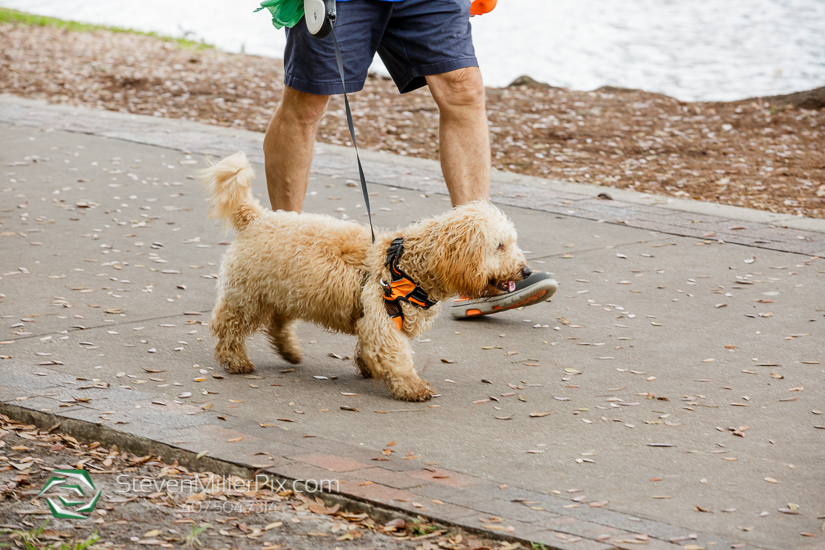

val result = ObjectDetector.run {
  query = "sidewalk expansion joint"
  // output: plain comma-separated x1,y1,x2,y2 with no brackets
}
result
531,236,679,262
4,310,211,344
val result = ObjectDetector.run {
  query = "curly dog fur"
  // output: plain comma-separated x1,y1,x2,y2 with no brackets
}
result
200,151,530,401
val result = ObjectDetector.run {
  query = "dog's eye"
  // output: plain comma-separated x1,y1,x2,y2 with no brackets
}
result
497,242,505,251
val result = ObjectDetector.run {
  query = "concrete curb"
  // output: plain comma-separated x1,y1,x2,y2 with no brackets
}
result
1,94,823,258
0,360,764,550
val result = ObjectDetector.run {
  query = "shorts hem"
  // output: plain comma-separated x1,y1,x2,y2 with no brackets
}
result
284,74,366,96
394,57,479,93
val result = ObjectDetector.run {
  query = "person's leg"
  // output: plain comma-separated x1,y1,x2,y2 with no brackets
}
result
426,66,557,319
376,0,488,205
268,0,390,212
376,0,556,318
425,67,491,207
263,86,330,212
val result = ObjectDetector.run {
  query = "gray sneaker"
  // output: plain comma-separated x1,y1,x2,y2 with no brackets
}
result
450,272,558,319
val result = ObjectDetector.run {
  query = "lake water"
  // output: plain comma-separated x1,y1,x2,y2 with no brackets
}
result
3,0,824,101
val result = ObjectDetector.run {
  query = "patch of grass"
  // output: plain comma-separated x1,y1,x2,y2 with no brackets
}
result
2,519,48,549
56,533,100,550
183,522,212,548
1,520,99,550
0,7,212,50
408,520,437,537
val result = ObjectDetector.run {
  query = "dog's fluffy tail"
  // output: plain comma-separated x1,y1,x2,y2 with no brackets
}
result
199,151,264,233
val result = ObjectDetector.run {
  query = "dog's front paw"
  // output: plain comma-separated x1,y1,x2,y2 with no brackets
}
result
228,363,255,374
218,355,256,374
390,378,434,402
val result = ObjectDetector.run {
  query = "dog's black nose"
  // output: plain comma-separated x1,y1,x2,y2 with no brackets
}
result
521,266,532,279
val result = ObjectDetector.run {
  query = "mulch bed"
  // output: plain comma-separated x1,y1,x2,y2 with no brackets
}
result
2,23,824,219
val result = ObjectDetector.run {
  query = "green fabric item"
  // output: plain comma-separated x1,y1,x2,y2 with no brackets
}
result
255,0,305,29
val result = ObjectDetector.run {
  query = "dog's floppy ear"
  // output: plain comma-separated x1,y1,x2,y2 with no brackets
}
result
427,210,489,297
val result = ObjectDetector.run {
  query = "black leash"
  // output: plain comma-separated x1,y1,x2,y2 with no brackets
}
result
330,28,375,243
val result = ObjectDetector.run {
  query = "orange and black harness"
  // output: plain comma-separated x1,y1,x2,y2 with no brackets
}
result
381,237,437,330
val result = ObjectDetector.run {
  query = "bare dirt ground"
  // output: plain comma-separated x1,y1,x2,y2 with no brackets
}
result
0,415,511,550
1,23,824,219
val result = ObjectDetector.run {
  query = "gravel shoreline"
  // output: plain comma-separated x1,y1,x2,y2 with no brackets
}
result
2,23,824,219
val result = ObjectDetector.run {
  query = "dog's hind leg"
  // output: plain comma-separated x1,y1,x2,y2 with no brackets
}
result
211,296,257,374
266,313,302,365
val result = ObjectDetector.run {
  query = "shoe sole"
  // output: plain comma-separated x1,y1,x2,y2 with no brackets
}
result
451,278,558,319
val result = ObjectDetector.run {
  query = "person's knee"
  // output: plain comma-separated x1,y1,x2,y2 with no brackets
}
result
275,87,330,128
429,68,485,111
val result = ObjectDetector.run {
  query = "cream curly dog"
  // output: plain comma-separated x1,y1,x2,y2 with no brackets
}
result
200,151,531,401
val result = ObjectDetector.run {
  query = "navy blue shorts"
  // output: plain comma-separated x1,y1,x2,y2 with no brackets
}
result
283,0,478,95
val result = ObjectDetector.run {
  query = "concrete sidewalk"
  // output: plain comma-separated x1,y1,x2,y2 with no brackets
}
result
1,96,823,550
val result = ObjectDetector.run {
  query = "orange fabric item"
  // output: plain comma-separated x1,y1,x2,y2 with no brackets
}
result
391,315,403,330
386,278,417,300
470,0,497,16
382,237,437,330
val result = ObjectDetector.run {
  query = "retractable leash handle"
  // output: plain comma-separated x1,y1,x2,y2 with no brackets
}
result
304,0,376,243
304,0,336,38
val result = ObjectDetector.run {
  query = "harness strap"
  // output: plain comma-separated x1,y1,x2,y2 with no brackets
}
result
331,29,375,243
381,237,437,329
